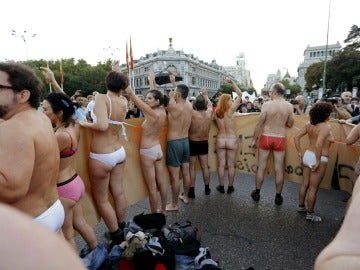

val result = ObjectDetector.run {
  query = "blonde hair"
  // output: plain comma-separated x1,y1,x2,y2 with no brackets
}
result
215,94,231,119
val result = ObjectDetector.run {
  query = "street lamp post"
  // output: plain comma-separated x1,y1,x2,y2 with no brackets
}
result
11,30,37,60
103,46,120,60
322,0,332,90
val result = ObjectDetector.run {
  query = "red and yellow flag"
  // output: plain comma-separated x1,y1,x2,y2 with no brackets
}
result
126,42,129,74
130,36,134,71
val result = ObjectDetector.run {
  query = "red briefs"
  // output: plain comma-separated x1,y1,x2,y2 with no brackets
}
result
259,134,286,152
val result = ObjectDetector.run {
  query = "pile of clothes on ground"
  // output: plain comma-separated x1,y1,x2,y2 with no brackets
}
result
81,212,222,270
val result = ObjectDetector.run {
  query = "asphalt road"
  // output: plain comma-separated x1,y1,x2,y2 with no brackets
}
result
76,172,348,270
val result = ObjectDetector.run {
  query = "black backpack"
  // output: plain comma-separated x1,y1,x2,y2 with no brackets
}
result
160,221,201,256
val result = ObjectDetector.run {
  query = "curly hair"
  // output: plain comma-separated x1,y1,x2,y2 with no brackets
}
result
309,102,333,125
215,94,231,119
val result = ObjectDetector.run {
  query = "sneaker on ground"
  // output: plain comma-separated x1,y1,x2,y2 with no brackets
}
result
205,187,211,195
275,195,283,205
216,185,225,194
306,213,322,222
227,186,234,194
188,188,195,199
297,206,307,213
251,190,260,202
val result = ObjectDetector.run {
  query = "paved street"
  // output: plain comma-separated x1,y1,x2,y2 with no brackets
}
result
77,172,348,270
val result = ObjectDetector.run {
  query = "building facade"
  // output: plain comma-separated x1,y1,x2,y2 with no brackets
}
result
297,42,342,90
121,39,232,98
223,53,252,89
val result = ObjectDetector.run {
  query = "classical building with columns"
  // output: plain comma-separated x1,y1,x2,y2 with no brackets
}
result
297,41,341,90
121,38,234,98
223,53,252,89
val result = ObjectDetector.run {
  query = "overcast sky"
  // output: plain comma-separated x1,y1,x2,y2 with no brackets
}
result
1,0,358,91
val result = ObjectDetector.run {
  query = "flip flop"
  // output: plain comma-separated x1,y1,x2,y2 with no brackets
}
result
179,193,189,204
165,204,179,212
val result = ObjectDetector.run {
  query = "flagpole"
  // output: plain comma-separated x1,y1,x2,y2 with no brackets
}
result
130,36,135,91
126,41,131,87
322,0,331,91
60,60,64,90
47,62,52,92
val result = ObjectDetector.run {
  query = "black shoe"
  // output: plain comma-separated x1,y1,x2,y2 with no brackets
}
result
251,190,260,202
188,187,195,199
205,186,211,195
216,185,225,194
227,186,234,194
275,194,283,205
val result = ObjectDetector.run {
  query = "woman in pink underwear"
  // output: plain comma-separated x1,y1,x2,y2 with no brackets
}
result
125,72,168,213
79,63,128,246
214,78,242,194
294,102,334,222
43,92,98,252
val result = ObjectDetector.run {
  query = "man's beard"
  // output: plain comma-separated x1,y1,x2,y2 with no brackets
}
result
0,95,17,119
0,105,11,119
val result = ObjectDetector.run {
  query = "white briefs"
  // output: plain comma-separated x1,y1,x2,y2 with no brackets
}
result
302,150,328,168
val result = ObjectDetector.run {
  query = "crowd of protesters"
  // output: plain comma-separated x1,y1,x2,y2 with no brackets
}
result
2,61,360,269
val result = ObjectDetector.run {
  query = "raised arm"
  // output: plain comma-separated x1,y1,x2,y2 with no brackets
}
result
124,85,157,118
200,87,213,111
148,71,157,90
225,78,242,111
170,75,177,89
111,60,121,72
40,67,64,94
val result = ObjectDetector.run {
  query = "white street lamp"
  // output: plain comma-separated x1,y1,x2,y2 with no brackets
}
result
11,30,37,60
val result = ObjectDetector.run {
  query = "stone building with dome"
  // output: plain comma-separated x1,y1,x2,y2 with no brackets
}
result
121,38,233,98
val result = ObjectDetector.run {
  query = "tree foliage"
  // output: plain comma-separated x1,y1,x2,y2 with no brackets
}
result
305,62,324,90
280,79,302,98
219,82,257,96
304,25,360,92
344,24,360,51
22,58,112,99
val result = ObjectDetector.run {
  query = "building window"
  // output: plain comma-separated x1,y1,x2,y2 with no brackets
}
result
192,77,196,85
310,52,312,57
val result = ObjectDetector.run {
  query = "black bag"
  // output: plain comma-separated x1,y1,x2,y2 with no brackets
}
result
161,221,201,256
134,212,166,231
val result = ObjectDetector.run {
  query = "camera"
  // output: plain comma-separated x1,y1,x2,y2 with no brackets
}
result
323,98,338,104
290,100,299,105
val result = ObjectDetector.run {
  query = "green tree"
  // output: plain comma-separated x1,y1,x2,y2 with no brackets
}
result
326,49,360,90
304,62,324,90
280,79,302,98
344,24,360,51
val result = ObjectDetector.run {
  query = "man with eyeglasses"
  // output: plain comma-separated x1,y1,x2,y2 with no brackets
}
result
0,62,64,232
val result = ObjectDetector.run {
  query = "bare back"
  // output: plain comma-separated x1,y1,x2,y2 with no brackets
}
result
167,100,193,141
261,99,294,136
90,93,127,153
189,108,213,141
215,110,237,138
306,123,334,156
0,110,59,217
141,107,167,148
